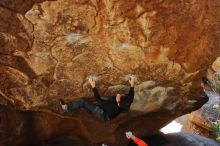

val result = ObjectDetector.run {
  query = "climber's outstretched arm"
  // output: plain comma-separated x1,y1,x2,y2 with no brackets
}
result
126,76,135,103
89,78,104,103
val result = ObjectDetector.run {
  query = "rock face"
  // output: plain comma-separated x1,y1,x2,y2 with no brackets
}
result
187,61,220,140
176,114,214,139
187,97,220,139
0,0,220,145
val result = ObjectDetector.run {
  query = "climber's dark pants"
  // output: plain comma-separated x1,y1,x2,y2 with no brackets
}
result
67,99,110,121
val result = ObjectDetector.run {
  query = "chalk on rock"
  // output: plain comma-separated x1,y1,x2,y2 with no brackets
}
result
124,74,139,84
65,32,89,45
86,75,100,82
118,43,131,51
83,75,100,90
104,60,114,70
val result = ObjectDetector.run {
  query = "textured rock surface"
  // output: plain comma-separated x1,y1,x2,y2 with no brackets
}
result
1,106,220,146
187,98,220,138
176,114,214,138
0,0,220,145
187,62,220,140
212,57,220,72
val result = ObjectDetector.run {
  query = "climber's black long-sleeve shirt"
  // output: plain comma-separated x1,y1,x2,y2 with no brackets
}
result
92,87,134,120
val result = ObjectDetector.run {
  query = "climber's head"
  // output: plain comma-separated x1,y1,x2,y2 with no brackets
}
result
116,93,122,103
116,94,131,110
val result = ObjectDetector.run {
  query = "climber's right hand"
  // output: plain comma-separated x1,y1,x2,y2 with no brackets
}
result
89,78,96,88
129,75,135,87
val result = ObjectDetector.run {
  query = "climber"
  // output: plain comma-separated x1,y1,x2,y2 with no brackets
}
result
125,131,148,146
59,76,135,121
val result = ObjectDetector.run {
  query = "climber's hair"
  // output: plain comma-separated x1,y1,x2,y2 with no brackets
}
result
120,95,131,112
202,77,209,85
